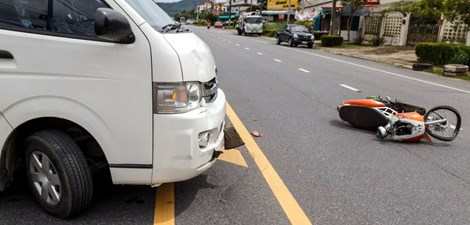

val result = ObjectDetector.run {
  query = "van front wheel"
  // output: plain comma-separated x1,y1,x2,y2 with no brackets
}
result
25,130,93,218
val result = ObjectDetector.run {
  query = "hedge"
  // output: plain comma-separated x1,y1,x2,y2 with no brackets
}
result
320,35,343,47
194,20,208,26
263,22,285,37
416,42,470,66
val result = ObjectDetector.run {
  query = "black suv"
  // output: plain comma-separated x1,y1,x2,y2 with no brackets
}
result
276,24,314,48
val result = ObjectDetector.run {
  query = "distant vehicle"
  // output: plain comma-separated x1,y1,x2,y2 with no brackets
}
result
186,19,195,24
236,14,263,35
214,21,224,28
277,24,314,48
179,16,186,24
224,20,234,26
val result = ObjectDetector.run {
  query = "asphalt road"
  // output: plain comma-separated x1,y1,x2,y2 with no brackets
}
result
1,26,470,225
193,26,470,225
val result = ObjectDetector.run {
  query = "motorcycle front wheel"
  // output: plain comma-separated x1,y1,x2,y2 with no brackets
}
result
424,106,462,141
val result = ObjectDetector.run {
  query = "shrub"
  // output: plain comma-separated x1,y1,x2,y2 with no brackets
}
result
263,22,285,37
416,42,470,66
321,35,344,47
194,20,208,26
449,49,470,65
294,20,313,30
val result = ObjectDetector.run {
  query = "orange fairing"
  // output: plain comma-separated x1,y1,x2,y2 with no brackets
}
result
343,99,385,108
398,112,424,121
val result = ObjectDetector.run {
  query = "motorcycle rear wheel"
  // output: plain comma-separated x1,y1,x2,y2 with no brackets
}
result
424,106,461,141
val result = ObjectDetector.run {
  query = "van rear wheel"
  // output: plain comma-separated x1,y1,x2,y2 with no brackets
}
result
25,130,93,218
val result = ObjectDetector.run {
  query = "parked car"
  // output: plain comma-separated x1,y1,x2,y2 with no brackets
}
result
0,0,226,218
214,21,224,28
277,24,314,48
236,14,263,35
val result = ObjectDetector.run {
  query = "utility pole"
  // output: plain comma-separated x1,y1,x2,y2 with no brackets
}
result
330,0,337,35
228,0,232,22
287,0,291,23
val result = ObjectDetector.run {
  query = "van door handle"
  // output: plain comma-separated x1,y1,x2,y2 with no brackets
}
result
0,50,13,59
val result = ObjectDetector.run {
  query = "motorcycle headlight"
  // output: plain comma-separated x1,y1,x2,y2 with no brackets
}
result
155,82,201,114
293,33,298,38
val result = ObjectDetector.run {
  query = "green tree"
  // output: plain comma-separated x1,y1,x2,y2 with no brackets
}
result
444,0,470,29
391,0,470,28
341,0,365,42
330,0,337,35
258,0,267,10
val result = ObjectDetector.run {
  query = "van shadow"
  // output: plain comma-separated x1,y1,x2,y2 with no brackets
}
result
0,180,155,225
329,119,452,148
174,174,217,217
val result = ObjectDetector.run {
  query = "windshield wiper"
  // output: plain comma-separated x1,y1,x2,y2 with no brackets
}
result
161,23,182,33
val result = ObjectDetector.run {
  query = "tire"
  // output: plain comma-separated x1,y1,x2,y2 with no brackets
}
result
25,130,93,218
237,29,242,35
289,38,295,47
308,43,313,48
277,37,281,45
424,106,462,142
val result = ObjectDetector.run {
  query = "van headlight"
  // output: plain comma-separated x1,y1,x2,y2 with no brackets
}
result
154,82,201,114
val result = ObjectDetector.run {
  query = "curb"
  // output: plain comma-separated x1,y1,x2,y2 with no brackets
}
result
320,50,414,71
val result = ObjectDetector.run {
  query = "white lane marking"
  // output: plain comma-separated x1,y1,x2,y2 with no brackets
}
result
340,84,361,92
298,68,310,73
257,52,263,55
241,36,470,94
286,48,470,95
245,47,250,50
274,58,282,63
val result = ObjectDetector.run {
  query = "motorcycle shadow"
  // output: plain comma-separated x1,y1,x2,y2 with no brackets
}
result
330,119,452,147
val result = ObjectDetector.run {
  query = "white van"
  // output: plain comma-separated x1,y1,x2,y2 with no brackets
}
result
0,0,226,218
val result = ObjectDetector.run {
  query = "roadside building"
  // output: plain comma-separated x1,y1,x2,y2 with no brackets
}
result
224,0,260,15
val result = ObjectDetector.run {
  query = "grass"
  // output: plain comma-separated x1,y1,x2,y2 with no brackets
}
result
318,43,365,49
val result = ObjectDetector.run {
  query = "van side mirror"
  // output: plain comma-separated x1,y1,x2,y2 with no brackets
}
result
95,8,135,44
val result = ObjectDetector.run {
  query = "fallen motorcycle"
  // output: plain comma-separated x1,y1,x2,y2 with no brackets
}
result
337,96,461,142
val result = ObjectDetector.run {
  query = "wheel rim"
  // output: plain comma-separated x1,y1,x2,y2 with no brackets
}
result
29,151,62,206
425,109,459,140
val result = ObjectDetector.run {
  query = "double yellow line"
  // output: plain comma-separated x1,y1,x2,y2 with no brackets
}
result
154,103,313,225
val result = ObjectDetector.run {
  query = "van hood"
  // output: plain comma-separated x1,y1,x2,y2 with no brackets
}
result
163,33,216,82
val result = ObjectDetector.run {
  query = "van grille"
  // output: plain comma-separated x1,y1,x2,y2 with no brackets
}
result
202,78,218,103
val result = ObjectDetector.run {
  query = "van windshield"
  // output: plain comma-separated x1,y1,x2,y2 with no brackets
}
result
124,0,175,32
245,17,263,24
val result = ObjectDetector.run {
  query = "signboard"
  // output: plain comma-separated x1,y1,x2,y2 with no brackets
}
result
267,0,299,11
365,0,380,5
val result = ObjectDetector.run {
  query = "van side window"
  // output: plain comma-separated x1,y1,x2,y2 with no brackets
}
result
0,0,48,31
0,0,108,38
50,0,108,37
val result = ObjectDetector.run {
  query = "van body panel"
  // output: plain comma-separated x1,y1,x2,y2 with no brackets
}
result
0,114,12,157
0,5,153,183
110,168,153,185
163,33,217,82
140,24,184,82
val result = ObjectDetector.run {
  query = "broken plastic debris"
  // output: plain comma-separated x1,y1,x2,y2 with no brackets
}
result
251,130,263,137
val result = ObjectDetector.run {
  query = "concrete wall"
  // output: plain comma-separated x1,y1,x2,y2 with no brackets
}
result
467,32,470,46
